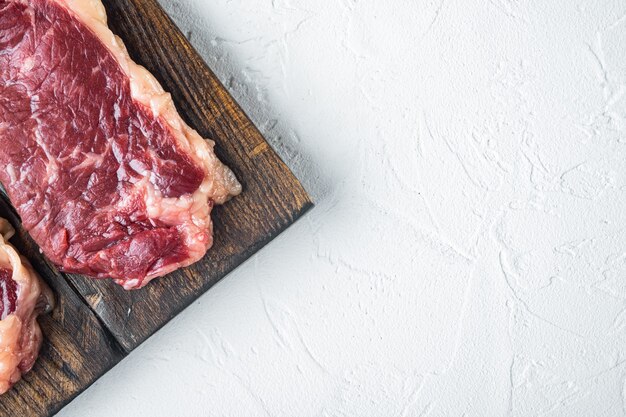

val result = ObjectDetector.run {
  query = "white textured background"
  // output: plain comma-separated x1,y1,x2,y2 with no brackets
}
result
59,0,626,415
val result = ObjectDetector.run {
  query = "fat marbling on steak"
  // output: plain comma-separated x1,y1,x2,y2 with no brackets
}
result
0,0,241,289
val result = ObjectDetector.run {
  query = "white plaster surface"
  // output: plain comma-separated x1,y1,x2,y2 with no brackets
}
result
59,0,626,415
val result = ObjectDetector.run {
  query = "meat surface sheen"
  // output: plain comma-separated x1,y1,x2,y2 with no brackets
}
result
0,218,53,394
0,0,241,289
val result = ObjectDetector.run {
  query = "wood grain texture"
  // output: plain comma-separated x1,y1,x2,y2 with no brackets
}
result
0,197,124,417
0,0,311,415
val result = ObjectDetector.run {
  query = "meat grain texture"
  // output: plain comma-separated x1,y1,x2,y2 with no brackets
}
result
0,0,241,289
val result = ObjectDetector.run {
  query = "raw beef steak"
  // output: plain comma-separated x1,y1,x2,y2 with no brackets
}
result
0,0,241,289
0,218,53,394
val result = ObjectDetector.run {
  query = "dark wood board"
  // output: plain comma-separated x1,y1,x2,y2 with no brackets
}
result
0,0,312,415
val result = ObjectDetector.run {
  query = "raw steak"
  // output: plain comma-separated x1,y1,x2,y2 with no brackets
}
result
0,218,53,394
0,0,241,289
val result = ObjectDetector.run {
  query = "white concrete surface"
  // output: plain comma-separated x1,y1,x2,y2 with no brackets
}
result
59,0,626,416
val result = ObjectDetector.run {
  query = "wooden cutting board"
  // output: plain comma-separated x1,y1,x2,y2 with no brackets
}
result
0,1,312,415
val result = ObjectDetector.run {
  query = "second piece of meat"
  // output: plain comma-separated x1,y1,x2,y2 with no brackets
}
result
0,218,54,394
